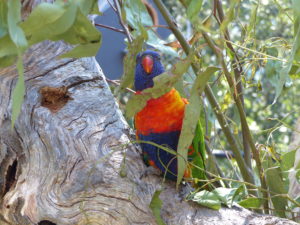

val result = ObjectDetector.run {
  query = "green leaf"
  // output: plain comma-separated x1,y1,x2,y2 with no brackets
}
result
11,56,25,127
59,42,101,58
0,55,16,68
273,22,300,103
124,0,153,29
176,67,219,187
190,120,206,184
120,29,146,91
281,149,296,172
23,2,77,45
75,0,98,15
0,35,18,58
238,197,263,208
220,0,239,32
0,1,8,38
265,158,287,218
21,3,66,35
187,190,221,210
7,0,27,51
212,187,239,208
125,94,148,118
53,9,101,44
246,2,258,38
293,0,300,41
149,190,166,225
186,0,203,22
231,185,246,204
90,1,101,15
147,30,178,57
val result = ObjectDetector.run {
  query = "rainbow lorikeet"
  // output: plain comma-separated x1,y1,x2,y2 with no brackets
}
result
134,50,206,183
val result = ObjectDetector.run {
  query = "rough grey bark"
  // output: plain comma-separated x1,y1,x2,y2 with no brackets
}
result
0,1,299,225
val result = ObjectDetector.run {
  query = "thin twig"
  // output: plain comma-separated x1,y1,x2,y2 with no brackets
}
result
106,0,117,11
95,23,126,34
145,24,171,29
106,78,136,94
205,141,230,188
113,0,133,43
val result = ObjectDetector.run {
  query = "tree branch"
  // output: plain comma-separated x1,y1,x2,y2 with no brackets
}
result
95,23,126,34
202,31,268,210
213,0,252,170
113,0,133,43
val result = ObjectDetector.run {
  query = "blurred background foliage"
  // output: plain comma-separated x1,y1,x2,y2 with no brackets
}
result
163,0,299,154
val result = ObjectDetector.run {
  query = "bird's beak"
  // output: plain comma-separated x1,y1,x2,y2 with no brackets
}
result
141,55,154,74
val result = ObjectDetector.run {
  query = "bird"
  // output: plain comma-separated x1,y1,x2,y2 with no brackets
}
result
134,50,206,184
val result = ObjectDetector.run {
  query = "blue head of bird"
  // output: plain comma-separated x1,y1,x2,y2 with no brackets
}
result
134,50,165,92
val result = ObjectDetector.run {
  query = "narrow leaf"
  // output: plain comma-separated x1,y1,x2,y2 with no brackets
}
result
238,197,263,208
7,0,27,50
220,0,239,32
265,158,287,217
281,149,296,172
149,190,166,225
120,29,146,91
176,67,219,187
187,190,221,210
273,20,300,103
0,1,7,38
125,93,148,118
186,0,203,22
59,42,101,58
212,187,238,208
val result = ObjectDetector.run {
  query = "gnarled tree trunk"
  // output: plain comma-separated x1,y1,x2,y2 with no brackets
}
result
0,1,298,225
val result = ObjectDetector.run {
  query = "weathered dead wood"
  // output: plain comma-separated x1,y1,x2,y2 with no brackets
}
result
0,1,298,225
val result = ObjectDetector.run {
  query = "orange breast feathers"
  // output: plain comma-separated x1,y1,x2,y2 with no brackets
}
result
135,88,188,136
